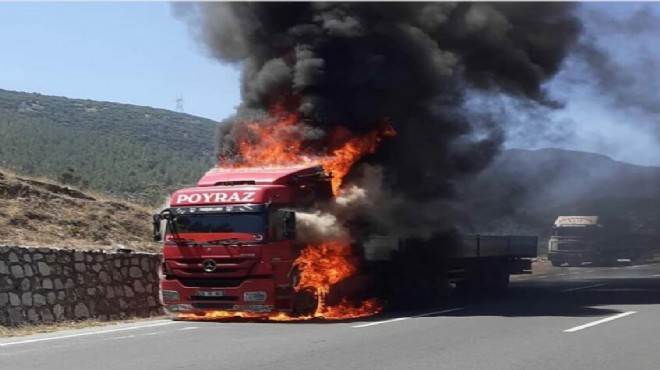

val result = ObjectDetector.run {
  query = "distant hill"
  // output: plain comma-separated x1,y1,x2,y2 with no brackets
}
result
2,88,657,247
0,168,158,251
457,148,660,245
0,88,218,205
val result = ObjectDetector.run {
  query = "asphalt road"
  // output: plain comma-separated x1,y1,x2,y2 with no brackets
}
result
2,261,660,370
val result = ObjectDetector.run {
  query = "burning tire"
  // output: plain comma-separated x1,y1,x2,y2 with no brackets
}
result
293,287,319,317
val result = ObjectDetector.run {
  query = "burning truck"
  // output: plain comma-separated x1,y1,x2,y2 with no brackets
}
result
153,164,538,320
155,2,584,320
151,111,537,321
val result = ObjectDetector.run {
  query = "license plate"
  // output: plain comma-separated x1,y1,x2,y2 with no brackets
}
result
196,290,224,297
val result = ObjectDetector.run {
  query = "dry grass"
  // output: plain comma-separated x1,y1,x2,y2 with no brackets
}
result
0,317,167,338
0,168,161,252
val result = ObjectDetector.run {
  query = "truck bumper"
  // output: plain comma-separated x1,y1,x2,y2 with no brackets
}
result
548,252,594,263
160,278,284,315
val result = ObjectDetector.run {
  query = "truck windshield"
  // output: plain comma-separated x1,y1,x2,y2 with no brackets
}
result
167,213,265,234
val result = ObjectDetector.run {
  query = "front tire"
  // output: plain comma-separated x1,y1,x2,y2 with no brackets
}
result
293,287,319,317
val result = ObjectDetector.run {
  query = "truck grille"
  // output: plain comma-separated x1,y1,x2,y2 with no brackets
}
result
557,243,586,251
191,296,238,301
169,258,257,276
176,258,246,264
177,278,244,288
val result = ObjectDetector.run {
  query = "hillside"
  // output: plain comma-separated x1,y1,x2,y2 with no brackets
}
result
1,86,657,248
0,88,218,205
457,148,660,242
0,168,158,252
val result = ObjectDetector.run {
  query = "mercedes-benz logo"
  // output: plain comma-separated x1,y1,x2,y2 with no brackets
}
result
202,259,217,273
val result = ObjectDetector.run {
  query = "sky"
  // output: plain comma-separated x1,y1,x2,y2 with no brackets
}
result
538,3,660,167
0,2,240,120
0,2,658,167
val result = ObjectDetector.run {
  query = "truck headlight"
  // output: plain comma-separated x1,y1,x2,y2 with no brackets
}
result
161,290,180,301
244,291,267,302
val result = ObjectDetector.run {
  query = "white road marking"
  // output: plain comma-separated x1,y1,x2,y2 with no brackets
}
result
652,274,660,277
176,326,199,331
562,283,606,292
352,308,464,328
108,335,136,340
0,321,176,347
140,332,161,336
563,311,637,333
556,273,567,276
585,270,596,273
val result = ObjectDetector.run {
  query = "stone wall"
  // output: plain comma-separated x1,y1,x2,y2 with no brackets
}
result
0,246,163,326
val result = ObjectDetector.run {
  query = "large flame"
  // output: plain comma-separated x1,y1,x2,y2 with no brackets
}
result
186,106,392,322
293,240,384,319
295,240,356,291
321,125,395,194
219,107,395,194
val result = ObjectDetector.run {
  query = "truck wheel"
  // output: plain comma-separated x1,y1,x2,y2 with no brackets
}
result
293,287,318,317
489,266,510,294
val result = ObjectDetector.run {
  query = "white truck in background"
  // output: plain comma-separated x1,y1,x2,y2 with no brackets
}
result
548,215,654,267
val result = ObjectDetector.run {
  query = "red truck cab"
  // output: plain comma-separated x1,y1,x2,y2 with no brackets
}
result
153,165,333,317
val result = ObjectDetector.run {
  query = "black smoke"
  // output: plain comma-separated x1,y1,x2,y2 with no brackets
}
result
176,2,582,235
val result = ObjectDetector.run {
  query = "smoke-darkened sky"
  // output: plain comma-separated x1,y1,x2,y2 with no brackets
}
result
507,3,660,166
172,2,589,236
177,2,660,167
0,2,658,166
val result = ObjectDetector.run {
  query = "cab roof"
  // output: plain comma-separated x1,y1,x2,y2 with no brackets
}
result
554,216,600,227
197,165,328,187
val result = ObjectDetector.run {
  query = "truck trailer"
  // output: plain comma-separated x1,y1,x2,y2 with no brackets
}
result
153,165,537,318
548,215,654,267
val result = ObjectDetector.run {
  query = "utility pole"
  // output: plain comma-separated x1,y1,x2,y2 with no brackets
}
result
175,96,184,113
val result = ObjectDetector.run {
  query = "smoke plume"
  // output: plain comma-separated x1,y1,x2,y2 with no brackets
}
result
296,211,348,246
176,2,582,235
573,4,660,139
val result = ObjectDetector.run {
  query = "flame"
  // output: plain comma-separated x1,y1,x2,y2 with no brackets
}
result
174,297,383,322
293,240,384,319
295,240,356,292
322,298,384,319
320,124,396,194
176,310,305,322
218,107,395,194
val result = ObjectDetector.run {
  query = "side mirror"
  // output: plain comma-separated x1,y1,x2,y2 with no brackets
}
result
283,211,296,240
152,210,174,242
152,214,162,242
